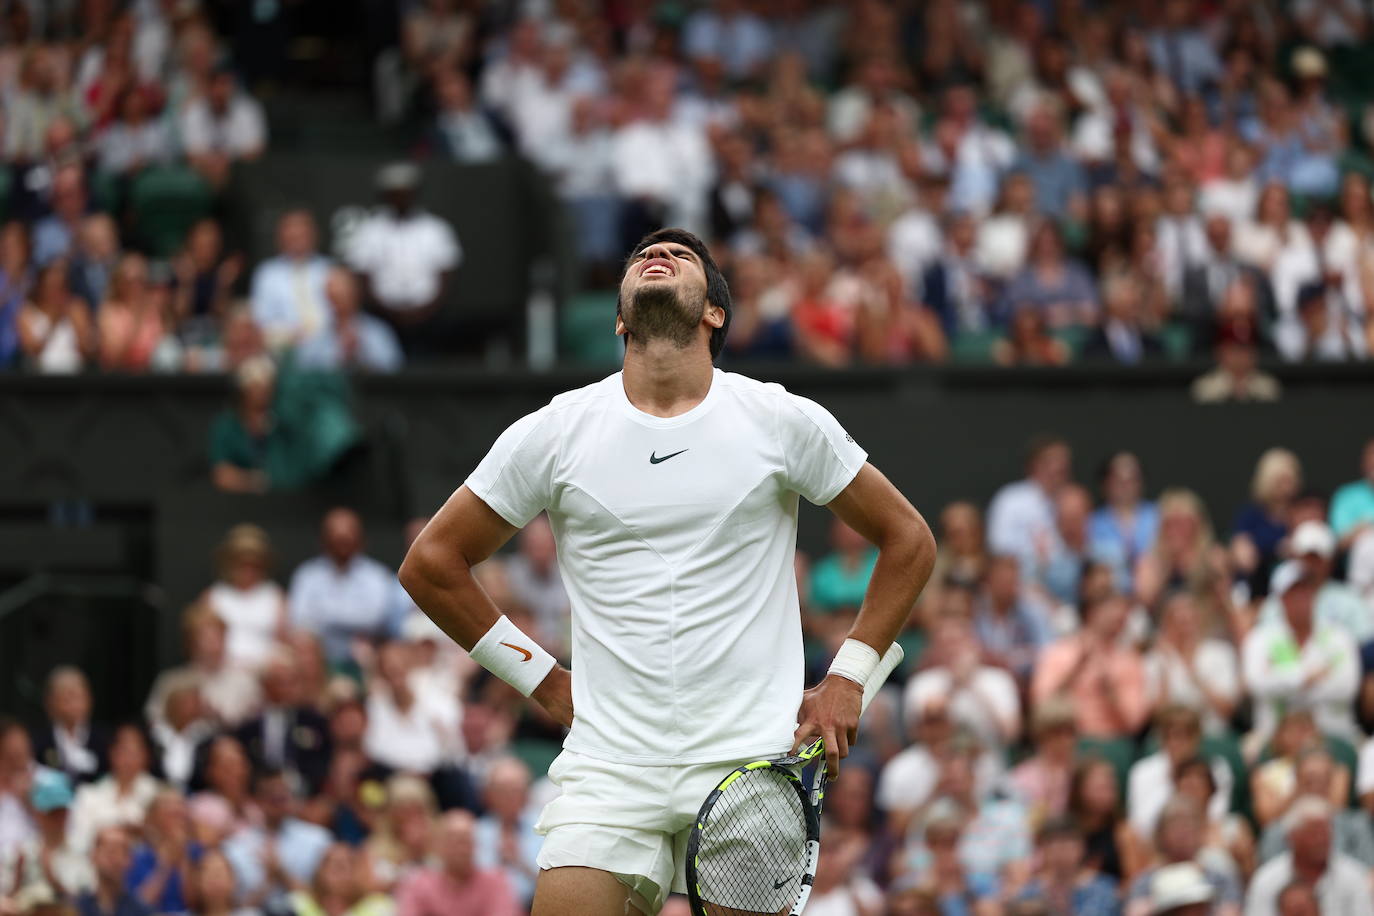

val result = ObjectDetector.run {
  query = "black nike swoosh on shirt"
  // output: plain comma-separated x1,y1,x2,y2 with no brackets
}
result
649,449,689,464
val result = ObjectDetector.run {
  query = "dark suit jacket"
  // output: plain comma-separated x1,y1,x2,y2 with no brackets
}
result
233,706,332,796
1181,261,1277,322
31,721,112,783
1082,326,1164,363
922,259,1001,334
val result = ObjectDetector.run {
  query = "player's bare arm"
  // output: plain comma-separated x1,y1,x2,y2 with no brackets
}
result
791,462,936,777
398,485,573,726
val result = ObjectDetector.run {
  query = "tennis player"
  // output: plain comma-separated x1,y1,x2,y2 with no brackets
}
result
399,228,936,915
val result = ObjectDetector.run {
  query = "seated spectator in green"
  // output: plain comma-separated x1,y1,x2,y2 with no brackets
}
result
209,356,361,493
1330,438,1374,550
808,517,878,615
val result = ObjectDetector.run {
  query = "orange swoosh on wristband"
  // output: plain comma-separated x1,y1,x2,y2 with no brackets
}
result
500,642,533,662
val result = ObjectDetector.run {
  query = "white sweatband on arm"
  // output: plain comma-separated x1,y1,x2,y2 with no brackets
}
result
827,638,881,688
468,615,558,698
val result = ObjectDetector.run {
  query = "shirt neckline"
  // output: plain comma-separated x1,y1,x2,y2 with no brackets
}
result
612,368,723,429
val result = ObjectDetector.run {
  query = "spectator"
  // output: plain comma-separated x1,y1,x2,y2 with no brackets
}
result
248,210,331,352
1258,748,1374,866
200,524,287,672
366,775,437,892
31,165,88,267
977,171,1038,281
611,66,713,243
427,69,507,165
1015,817,1119,915
1147,0,1222,95
1181,214,1275,329
1244,797,1374,916
1145,592,1242,737
234,647,332,798
1083,272,1162,365
76,826,151,916
473,758,539,908
190,736,254,828
1272,882,1317,916
1126,706,1233,841
1007,698,1080,824
67,214,121,312
94,87,171,177
343,163,461,350
1242,561,1360,748
929,501,989,597
97,254,171,373
1069,758,1143,884
1033,593,1152,740
1255,520,1371,643
538,95,619,272
289,508,399,667
920,211,995,337
68,725,157,854
1128,856,1232,916
1135,489,1230,613
972,554,1052,683
988,435,1073,577
503,516,569,656
809,518,879,619
828,54,921,147
1036,485,1101,609
1277,280,1367,362
180,65,266,188
682,0,774,83
1089,452,1159,591
125,791,197,915
1004,221,1099,328
221,769,331,911
0,222,32,368
876,698,999,836
171,219,243,329
395,811,520,916
905,611,1021,754
1330,437,1374,548
144,607,262,731
1251,711,1349,830
4,47,85,165
6,770,92,901
0,718,38,865
17,259,95,373
32,667,109,784
287,843,391,916
187,850,239,916
1173,756,1256,879
1233,183,1312,279
1231,448,1303,594
296,268,403,373
1012,102,1089,223
146,674,212,791
803,833,884,916
363,641,462,780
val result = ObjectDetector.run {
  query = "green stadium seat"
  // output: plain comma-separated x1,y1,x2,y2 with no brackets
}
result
88,170,122,214
560,291,621,366
950,329,1002,364
1051,326,1089,359
509,737,562,780
1159,323,1195,362
129,167,213,257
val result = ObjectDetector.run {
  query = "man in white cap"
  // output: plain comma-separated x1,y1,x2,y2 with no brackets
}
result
1256,520,1371,642
1242,559,1360,748
1245,796,1374,916
1146,862,1215,916
343,161,462,350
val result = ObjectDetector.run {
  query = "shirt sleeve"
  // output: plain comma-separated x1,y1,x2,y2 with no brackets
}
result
777,393,867,505
464,407,559,527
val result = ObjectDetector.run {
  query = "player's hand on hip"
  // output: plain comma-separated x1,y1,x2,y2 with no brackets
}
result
530,665,574,728
792,673,862,779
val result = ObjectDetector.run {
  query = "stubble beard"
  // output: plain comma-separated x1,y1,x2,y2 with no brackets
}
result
622,282,706,351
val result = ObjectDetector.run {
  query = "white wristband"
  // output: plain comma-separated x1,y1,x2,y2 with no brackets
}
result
827,638,881,689
468,615,558,698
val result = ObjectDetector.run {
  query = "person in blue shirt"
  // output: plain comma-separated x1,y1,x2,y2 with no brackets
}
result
1088,452,1159,593
295,268,403,373
1016,817,1121,916
78,826,153,916
1232,447,1302,596
125,791,201,915
1331,438,1374,550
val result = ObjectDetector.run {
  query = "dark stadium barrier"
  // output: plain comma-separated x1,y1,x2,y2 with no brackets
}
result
0,362,1368,683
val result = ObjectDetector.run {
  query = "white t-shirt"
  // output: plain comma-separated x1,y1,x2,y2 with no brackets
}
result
208,581,284,670
903,667,1020,752
465,369,867,765
345,210,461,310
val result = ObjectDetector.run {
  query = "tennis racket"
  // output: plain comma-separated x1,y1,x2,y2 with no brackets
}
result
685,643,904,916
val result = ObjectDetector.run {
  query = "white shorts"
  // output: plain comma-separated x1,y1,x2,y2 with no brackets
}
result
534,749,759,913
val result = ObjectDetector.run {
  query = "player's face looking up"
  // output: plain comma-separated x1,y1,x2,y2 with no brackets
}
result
616,240,724,353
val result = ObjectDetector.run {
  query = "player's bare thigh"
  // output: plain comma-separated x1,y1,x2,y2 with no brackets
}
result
531,866,645,916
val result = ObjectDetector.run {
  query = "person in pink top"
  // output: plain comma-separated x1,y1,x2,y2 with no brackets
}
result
396,810,519,916
98,253,169,372
1031,592,1152,739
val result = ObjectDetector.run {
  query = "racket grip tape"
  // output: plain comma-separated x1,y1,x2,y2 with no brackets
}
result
859,643,903,715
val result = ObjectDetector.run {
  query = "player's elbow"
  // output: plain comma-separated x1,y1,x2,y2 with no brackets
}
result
883,506,937,576
398,534,456,600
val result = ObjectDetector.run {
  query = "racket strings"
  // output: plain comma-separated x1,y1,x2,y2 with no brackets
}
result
694,768,810,916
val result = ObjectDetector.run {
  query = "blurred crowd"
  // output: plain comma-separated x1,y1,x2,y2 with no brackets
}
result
7,434,1374,915
398,0,1374,370
5,1,1374,372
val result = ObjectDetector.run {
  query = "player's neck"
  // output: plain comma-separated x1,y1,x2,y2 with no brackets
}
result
621,341,714,418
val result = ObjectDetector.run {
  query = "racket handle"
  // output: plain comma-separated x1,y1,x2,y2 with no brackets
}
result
859,643,904,716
